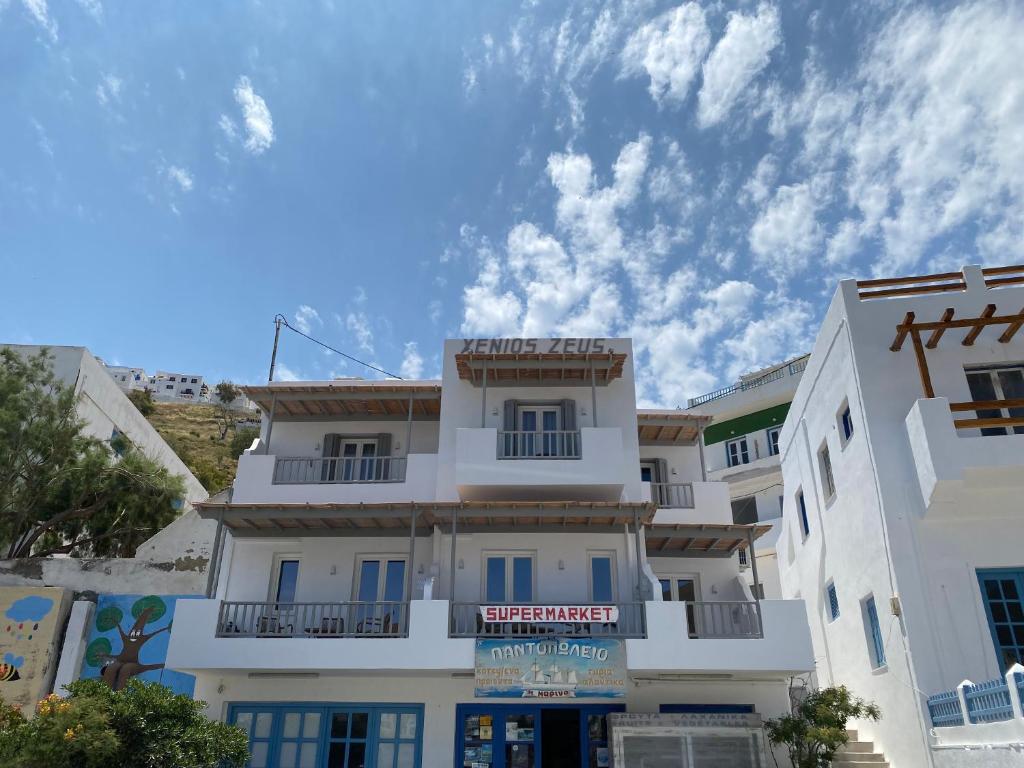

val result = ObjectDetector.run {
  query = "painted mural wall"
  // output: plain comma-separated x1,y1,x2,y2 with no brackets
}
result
80,594,198,697
0,587,71,710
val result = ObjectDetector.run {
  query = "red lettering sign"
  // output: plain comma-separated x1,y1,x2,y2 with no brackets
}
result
479,605,619,624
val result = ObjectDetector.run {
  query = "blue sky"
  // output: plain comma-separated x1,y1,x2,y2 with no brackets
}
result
2,1,1021,406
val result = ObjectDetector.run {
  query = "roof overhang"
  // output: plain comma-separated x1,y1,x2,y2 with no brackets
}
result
645,523,772,558
241,381,442,421
636,411,711,446
196,500,656,536
455,352,627,387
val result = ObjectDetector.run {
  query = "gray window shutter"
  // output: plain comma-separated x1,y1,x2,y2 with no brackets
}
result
377,432,392,456
321,434,341,482
322,434,341,457
503,400,517,431
655,458,669,484
655,458,670,506
560,399,577,431
376,433,392,481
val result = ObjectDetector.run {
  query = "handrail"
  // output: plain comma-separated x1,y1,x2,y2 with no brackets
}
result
649,482,694,509
687,357,808,408
216,600,409,637
272,456,407,484
689,601,762,639
448,602,645,638
497,430,582,459
948,398,1024,430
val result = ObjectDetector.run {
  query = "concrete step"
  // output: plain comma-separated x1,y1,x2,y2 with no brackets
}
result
833,762,888,768
833,755,888,766
842,740,875,753
846,729,859,740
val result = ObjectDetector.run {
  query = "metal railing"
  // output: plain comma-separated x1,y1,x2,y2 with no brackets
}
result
650,482,694,508
272,456,407,484
689,601,763,639
449,602,645,638
496,430,582,459
216,601,409,638
687,357,808,408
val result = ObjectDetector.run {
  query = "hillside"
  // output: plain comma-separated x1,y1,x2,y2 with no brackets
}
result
145,402,258,493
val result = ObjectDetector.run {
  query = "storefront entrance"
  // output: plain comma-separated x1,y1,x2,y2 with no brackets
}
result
457,703,622,768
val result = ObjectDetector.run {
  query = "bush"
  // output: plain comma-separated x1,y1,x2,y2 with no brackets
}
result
127,389,155,416
765,685,880,768
0,682,248,768
230,427,260,459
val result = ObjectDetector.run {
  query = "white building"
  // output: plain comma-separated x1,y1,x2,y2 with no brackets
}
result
688,356,808,600
152,369,206,402
3,345,207,506
166,338,814,768
777,265,1024,768
104,364,150,392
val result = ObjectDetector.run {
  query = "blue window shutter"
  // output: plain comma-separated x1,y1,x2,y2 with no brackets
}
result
866,597,886,667
798,492,810,537
827,584,839,621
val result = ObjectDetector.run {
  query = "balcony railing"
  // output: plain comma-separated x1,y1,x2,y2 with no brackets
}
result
272,456,407,484
496,430,582,459
449,602,645,638
687,358,808,408
216,601,409,637
650,482,694,508
689,601,762,639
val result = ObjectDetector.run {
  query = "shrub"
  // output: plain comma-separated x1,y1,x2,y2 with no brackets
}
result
765,685,880,768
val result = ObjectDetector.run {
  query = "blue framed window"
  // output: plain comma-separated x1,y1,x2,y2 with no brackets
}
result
767,427,781,456
797,490,810,538
864,596,886,669
978,569,1024,672
826,583,839,622
228,703,423,768
840,405,854,442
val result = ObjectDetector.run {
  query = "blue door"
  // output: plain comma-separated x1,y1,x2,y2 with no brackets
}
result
228,703,423,768
978,569,1024,672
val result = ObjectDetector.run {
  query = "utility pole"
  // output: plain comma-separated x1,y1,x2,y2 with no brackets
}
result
268,315,283,382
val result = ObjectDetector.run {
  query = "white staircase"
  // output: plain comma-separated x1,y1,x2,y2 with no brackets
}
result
832,730,889,767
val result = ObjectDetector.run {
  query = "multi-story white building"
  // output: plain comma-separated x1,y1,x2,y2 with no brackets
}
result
688,356,808,600
104,364,150,392
152,369,206,402
777,265,1024,768
166,338,814,768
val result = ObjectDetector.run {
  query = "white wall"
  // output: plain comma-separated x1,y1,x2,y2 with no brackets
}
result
264,418,440,459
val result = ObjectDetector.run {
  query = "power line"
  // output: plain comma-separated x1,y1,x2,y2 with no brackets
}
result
270,314,403,381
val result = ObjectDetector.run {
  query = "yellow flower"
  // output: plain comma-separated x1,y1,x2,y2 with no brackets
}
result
58,702,71,713
64,728,75,741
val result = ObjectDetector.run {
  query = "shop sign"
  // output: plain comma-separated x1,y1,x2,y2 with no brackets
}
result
479,605,619,624
474,638,626,699
459,338,609,355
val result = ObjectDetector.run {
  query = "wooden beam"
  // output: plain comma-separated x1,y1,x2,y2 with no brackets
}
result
860,282,965,300
982,264,1024,276
891,312,915,352
909,328,935,398
925,308,955,349
984,275,1024,288
949,398,1024,412
998,308,1024,343
962,304,997,346
857,271,964,288
954,416,1024,430
901,312,1024,333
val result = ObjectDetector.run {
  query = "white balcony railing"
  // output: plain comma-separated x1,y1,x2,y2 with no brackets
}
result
272,456,407,484
689,601,762,639
650,482,694,508
216,601,408,637
496,430,581,459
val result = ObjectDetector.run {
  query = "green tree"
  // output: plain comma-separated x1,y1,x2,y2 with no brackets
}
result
0,682,249,768
230,427,260,459
126,389,154,417
0,348,187,558
765,685,881,768
213,381,240,440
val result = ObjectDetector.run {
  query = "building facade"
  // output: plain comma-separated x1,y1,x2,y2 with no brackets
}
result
166,338,814,768
777,266,1024,768
151,369,207,402
687,356,807,600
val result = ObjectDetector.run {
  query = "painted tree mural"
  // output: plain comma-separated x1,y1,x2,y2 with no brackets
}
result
85,595,172,690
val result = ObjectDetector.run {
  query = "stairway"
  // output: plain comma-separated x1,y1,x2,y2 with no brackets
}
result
832,730,890,767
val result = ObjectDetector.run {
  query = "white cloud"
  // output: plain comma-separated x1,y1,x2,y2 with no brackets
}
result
721,298,814,381
96,73,122,106
697,3,781,128
166,165,193,192
218,114,238,141
76,0,101,22
21,0,57,41
274,364,301,382
621,2,710,107
346,311,374,354
462,65,478,96
749,182,822,276
232,76,275,155
293,305,321,334
428,300,443,325
399,342,424,379
460,248,523,336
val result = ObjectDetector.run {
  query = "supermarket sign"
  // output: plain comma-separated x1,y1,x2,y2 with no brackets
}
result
479,605,619,623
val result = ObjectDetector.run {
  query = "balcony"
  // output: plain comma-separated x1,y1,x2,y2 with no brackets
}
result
649,482,694,508
646,481,733,526
216,601,409,638
454,427,626,501
687,356,808,408
231,452,438,504
448,602,646,639
905,397,1024,513
625,599,813,676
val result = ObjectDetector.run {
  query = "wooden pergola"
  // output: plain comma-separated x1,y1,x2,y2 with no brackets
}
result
890,304,1024,430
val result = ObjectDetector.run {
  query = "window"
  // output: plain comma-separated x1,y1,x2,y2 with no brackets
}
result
863,596,886,669
839,404,854,444
588,552,617,602
966,366,1024,436
165,384,173,390
169,376,176,382
658,576,699,637
826,582,839,622
818,443,836,500
731,496,758,525
483,553,534,602
977,569,1024,672
191,377,198,383
354,556,407,603
270,557,300,603
797,490,810,538
767,426,782,456
726,437,750,467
